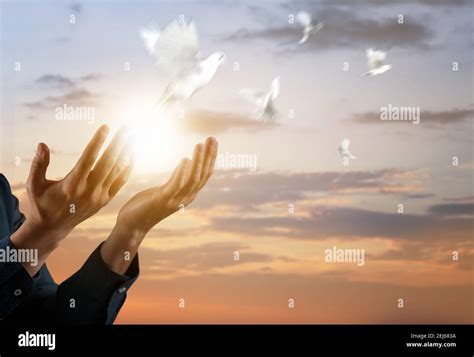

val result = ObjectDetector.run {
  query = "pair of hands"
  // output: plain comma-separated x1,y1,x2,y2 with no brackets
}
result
11,125,218,275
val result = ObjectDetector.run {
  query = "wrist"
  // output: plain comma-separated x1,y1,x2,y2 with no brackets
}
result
11,220,65,253
100,224,145,275
111,223,146,248
10,220,66,277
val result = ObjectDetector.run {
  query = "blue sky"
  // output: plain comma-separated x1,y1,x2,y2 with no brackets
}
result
1,0,472,211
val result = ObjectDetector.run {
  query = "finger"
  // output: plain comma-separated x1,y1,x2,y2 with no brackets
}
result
199,137,216,180
208,141,218,177
163,158,190,197
89,127,129,184
102,141,132,190
181,143,205,196
183,139,218,206
69,125,109,180
172,159,192,200
108,154,135,198
27,143,50,195
197,137,218,190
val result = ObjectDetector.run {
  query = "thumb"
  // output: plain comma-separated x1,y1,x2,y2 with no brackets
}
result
27,143,50,194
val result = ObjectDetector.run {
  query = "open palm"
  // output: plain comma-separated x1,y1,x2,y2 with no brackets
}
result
116,137,218,236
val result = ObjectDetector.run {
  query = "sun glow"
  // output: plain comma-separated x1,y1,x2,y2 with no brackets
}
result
120,98,185,173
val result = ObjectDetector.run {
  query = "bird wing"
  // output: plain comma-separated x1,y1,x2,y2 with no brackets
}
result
269,76,280,101
367,49,386,69
142,19,200,77
296,11,312,27
140,25,161,55
340,138,350,151
298,31,310,44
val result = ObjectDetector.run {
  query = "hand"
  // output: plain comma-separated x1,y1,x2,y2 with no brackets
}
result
118,137,217,236
11,125,135,274
100,137,218,274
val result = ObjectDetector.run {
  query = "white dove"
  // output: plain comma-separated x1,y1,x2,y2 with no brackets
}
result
140,19,225,107
240,76,280,122
361,48,392,76
338,138,356,160
296,11,323,44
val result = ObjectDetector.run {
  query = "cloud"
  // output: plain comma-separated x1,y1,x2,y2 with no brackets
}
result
55,36,71,43
178,109,276,135
221,7,434,51
36,74,75,89
366,243,433,261
145,242,273,271
443,195,474,203
428,202,474,217
221,27,298,43
207,204,472,241
360,0,468,5
23,89,100,110
403,193,435,200
80,73,102,82
420,109,473,125
47,228,275,282
48,230,472,323
78,167,431,223
196,168,430,210
35,73,102,88
283,0,468,8
69,2,82,13
351,108,473,127
24,73,104,111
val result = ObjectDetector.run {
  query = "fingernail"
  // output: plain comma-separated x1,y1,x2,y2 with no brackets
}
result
38,143,46,158
101,125,110,135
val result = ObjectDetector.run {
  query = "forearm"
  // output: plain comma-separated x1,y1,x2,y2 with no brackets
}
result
100,225,145,275
9,222,66,277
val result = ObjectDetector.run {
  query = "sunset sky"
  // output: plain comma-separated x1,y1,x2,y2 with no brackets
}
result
0,0,472,323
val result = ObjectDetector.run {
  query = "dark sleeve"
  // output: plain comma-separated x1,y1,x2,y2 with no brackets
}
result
0,174,42,319
0,236,40,319
55,242,139,325
1,174,139,324
0,174,25,233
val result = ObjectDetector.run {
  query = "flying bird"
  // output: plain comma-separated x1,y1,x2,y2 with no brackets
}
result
296,11,323,44
240,76,280,122
140,18,225,108
338,138,356,160
361,48,392,76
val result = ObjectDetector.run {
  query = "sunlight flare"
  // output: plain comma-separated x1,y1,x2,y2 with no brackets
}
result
120,98,184,173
